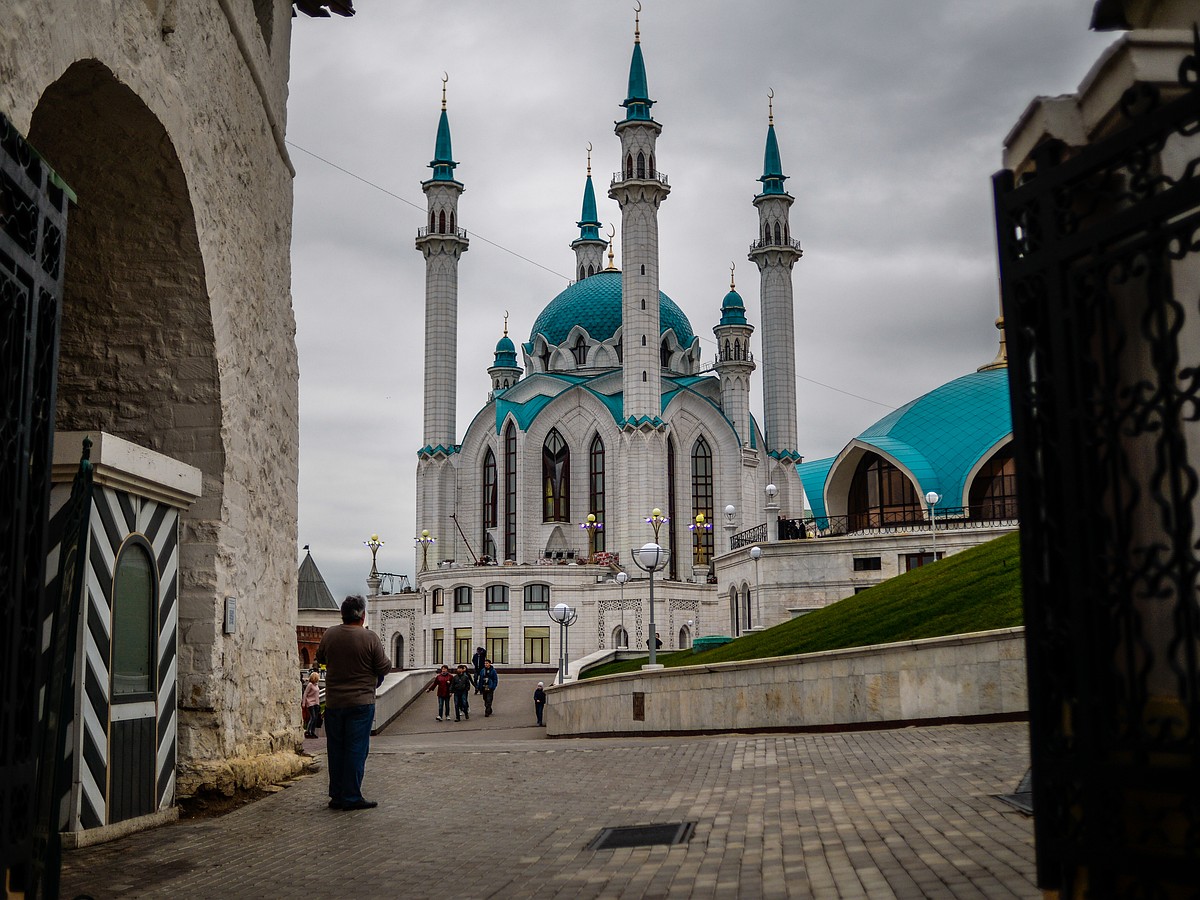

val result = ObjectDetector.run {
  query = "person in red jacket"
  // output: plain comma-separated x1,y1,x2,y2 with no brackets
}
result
428,664,453,721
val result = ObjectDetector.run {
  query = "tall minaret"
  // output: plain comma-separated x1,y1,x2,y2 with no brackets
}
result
748,92,801,458
571,144,607,281
608,7,670,423
713,265,756,445
416,76,469,451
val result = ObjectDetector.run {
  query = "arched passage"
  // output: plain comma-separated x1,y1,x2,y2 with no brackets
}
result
28,60,223,715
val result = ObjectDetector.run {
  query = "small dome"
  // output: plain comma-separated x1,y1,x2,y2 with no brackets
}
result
493,333,518,368
528,270,694,348
719,289,747,326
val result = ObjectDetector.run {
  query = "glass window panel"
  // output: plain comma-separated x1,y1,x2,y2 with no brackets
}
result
111,543,155,697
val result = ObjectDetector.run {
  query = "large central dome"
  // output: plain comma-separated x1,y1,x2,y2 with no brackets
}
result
528,270,694,347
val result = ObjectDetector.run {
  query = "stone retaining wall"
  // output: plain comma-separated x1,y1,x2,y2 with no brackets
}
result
547,628,1026,736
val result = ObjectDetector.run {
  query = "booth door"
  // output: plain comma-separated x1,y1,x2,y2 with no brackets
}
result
109,539,157,823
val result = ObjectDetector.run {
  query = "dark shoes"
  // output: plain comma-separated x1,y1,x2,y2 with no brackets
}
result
329,799,377,810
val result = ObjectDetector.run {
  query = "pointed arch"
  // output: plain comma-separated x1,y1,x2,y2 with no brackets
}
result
450,211,456,233
589,434,606,553
438,210,446,234
636,151,646,178
691,437,715,566
848,451,923,531
625,153,633,178
667,435,679,580
660,339,671,368
504,422,517,560
542,428,570,522
572,335,588,366
429,210,435,231
482,447,498,541
773,222,782,244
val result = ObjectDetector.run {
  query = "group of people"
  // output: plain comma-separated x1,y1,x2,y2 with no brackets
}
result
428,647,499,721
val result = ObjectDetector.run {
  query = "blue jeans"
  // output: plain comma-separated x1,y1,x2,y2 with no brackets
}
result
454,692,469,719
437,695,451,718
324,704,374,804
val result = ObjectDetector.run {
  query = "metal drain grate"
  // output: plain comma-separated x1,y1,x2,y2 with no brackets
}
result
587,821,696,851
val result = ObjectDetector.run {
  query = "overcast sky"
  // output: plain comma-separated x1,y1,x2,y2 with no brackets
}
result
285,1,1113,599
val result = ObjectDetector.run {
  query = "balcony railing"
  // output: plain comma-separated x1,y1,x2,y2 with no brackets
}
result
417,226,468,240
749,236,803,253
611,170,670,187
732,507,1018,548
730,523,767,549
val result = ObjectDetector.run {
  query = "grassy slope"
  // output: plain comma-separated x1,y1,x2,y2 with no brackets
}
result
581,531,1022,679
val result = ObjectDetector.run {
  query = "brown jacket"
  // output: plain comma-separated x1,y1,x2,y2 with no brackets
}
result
315,624,391,709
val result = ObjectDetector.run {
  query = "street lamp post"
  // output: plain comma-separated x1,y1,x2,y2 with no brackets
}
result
547,602,578,685
765,483,779,541
925,491,941,561
415,529,436,571
580,513,603,562
616,570,629,648
633,509,669,669
723,504,737,554
364,535,384,610
689,513,712,634
749,545,762,631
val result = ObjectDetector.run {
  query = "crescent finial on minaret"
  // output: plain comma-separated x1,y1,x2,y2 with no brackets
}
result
730,262,736,291
606,224,617,270
503,310,509,337
442,72,449,110
634,1,641,43
587,142,593,177
767,87,774,126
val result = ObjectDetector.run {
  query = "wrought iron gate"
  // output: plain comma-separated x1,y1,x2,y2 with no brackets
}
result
993,32,1200,896
1,112,71,895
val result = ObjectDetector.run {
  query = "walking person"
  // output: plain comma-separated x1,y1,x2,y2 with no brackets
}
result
315,595,391,810
534,681,547,726
471,645,486,693
478,659,498,716
303,671,322,738
427,664,453,722
451,664,473,721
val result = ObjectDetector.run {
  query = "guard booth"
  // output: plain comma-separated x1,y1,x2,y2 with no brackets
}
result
50,431,200,830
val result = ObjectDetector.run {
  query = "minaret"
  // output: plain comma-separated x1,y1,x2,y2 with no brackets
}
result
748,92,801,459
713,265,756,445
488,314,522,396
571,144,607,281
608,7,670,424
416,76,469,452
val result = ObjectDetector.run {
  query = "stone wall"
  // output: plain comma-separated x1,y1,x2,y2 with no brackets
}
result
547,627,1027,736
1,0,303,798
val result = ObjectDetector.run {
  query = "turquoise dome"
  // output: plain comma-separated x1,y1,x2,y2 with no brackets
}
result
799,367,1012,522
527,270,694,348
719,289,747,326
493,333,517,367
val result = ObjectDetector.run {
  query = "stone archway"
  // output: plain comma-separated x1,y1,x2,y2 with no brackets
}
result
29,59,224,760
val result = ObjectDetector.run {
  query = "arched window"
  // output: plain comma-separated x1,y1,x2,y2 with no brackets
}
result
300,646,310,667
587,264,594,277
641,335,647,346
679,626,690,649
482,448,498,550
613,626,628,649
542,428,570,522
392,634,404,669
112,539,156,698
616,338,623,364
640,264,645,275
691,437,715,566
439,210,446,234
743,586,752,630
661,340,671,369
734,338,741,359
667,435,679,581
969,445,1019,521
504,424,517,560
429,210,435,232
572,335,588,366
539,345,551,371
640,298,645,310
847,452,924,531
636,151,646,178
589,435,606,553
773,222,782,244
642,371,647,382
723,339,731,359
625,153,633,178
450,211,456,233
784,223,790,242
729,586,740,635
579,265,585,281
649,153,656,177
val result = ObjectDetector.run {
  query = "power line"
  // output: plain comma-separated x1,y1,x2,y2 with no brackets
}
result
287,140,572,282
290,140,897,412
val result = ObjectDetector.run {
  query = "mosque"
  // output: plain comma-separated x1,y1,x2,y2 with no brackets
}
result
376,14,1016,671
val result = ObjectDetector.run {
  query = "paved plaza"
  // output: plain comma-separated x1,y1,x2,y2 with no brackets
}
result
60,675,1038,898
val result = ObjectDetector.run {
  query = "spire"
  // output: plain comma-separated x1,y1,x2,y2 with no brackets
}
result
720,263,748,326
577,144,602,241
605,224,618,271
757,89,787,196
429,73,458,182
622,4,654,121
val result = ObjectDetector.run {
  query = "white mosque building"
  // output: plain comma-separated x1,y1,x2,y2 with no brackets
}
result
375,15,1017,672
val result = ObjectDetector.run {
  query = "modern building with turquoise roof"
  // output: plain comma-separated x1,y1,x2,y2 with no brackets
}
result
384,10,808,671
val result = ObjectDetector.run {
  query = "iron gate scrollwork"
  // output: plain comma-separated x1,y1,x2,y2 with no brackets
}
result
993,30,1200,896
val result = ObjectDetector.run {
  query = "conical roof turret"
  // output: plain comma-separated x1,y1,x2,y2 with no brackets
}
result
621,10,654,121
757,93,787,196
428,78,458,182
577,146,602,241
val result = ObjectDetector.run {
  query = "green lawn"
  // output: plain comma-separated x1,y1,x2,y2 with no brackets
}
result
581,531,1022,679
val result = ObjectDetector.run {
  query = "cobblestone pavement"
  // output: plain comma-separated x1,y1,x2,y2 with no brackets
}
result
60,675,1037,899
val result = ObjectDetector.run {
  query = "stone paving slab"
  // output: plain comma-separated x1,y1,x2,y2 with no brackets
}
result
60,675,1038,898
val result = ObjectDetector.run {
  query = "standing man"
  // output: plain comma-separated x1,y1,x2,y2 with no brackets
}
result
471,645,486,693
450,664,473,721
316,595,391,811
478,659,499,717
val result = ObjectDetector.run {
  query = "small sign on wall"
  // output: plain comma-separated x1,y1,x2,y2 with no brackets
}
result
223,597,237,634
633,691,645,721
